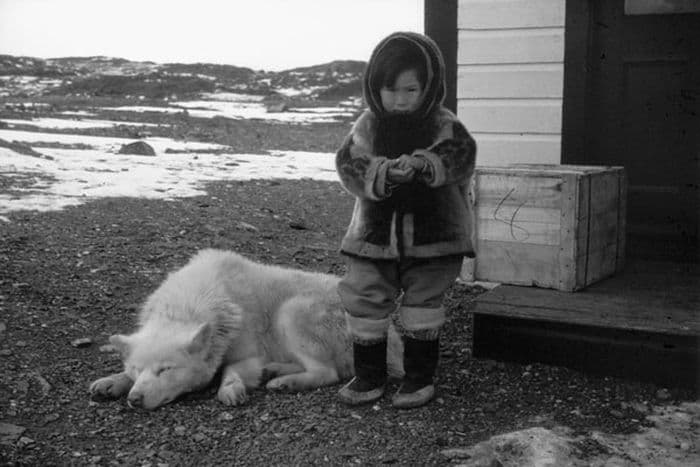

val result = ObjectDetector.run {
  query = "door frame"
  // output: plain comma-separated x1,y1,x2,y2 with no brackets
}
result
561,0,592,165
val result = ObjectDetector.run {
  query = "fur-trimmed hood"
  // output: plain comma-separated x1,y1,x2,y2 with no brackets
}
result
363,31,446,120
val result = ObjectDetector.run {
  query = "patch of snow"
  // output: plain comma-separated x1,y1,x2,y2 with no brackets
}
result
275,88,310,97
298,107,356,114
58,111,98,117
173,99,353,123
109,105,185,114
2,118,165,130
0,131,337,214
0,129,227,153
3,102,52,109
198,92,266,102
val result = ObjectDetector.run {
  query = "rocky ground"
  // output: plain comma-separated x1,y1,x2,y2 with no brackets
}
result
0,98,698,466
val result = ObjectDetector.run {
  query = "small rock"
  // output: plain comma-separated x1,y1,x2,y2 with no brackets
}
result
656,388,672,401
71,338,93,348
17,436,34,447
483,402,499,413
610,409,624,419
192,433,206,443
218,412,234,422
0,322,6,333
98,344,118,353
236,221,259,232
15,340,27,347
33,372,51,395
629,402,649,414
16,380,29,394
680,442,690,451
441,448,472,460
173,426,186,436
289,221,309,230
89,456,103,464
266,102,288,112
118,141,156,156
0,423,26,446
42,413,59,425
158,450,176,461
0,349,11,356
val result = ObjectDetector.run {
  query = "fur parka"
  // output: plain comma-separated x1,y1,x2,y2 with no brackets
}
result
336,32,477,260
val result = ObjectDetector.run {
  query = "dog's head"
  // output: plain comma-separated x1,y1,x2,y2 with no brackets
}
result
110,322,217,410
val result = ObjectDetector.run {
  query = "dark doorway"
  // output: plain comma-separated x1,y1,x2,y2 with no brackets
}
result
565,0,700,262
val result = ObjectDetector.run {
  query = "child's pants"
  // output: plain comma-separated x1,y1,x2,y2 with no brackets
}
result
338,254,463,343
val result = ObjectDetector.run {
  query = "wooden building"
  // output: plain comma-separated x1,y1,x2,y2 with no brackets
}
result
425,0,699,389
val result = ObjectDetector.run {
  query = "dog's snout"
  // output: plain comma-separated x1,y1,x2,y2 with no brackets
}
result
127,392,144,408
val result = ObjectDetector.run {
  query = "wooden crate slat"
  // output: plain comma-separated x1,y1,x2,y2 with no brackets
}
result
475,240,561,288
473,164,626,291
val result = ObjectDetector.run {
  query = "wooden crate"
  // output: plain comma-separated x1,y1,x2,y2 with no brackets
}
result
468,164,627,291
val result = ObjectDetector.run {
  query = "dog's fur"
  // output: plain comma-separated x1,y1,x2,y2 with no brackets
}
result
89,249,402,409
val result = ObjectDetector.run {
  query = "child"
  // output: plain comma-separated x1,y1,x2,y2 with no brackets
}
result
335,31,477,409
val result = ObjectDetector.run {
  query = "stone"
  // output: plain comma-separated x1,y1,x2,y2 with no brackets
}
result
71,337,93,348
118,141,156,156
0,423,26,446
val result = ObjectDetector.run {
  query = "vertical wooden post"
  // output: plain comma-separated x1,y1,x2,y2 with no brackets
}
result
561,0,592,164
424,0,458,113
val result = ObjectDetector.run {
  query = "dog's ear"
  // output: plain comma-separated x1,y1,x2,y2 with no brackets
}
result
186,323,212,355
109,334,133,359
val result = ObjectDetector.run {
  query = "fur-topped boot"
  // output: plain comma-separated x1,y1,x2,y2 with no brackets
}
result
392,337,439,409
338,340,387,405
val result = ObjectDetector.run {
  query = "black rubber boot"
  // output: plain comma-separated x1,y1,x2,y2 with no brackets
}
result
392,337,439,409
338,340,387,406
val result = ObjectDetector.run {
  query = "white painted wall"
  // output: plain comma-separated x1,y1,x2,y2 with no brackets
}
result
457,0,566,166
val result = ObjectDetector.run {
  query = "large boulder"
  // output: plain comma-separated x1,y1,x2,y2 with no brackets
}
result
441,427,575,467
118,141,156,156
441,402,700,467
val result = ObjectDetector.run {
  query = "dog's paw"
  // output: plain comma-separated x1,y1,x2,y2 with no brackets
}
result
217,380,247,406
265,378,293,392
89,376,128,400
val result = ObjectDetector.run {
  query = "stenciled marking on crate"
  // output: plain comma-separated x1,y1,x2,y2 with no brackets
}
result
493,187,530,242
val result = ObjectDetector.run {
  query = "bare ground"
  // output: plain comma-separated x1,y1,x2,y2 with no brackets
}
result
0,103,696,466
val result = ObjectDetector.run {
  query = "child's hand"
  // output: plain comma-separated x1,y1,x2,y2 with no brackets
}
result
386,156,429,184
396,154,428,174
387,164,415,183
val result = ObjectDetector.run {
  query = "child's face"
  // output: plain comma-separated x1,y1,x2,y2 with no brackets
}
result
380,69,423,114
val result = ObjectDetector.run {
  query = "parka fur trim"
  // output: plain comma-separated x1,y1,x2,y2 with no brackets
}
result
336,32,477,260
363,31,446,120
336,108,477,259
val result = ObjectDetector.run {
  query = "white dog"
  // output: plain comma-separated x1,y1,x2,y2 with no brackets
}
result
89,249,402,409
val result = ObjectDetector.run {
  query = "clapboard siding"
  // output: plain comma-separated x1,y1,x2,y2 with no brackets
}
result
458,0,565,29
457,0,566,166
458,28,564,64
473,134,561,165
458,99,562,133
458,64,564,99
